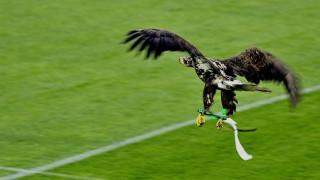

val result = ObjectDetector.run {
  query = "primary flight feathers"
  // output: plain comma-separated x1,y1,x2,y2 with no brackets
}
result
124,29,204,58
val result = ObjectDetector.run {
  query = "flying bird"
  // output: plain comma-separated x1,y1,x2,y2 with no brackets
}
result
123,28,300,127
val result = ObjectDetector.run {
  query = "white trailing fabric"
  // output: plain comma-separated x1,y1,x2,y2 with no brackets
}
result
223,118,253,160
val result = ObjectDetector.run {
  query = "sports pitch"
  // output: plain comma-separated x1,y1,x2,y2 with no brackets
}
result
0,0,319,179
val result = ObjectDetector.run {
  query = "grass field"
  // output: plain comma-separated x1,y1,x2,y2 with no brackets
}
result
25,91,320,180
0,0,319,179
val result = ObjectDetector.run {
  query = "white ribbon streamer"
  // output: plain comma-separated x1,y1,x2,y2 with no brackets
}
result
223,118,253,160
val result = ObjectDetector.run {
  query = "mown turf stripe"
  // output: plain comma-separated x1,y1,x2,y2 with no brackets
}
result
0,166,106,180
1,84,320,180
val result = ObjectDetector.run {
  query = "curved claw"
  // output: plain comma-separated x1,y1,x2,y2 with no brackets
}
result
196,114,205,127
216,119,223,130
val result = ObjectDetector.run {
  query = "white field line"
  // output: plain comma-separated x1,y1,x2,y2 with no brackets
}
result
1,84,320,180
0,166,106,180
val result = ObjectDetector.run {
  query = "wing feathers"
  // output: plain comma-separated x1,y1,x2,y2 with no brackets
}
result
284,72,300,106
222,47,300,106
124,29,204,59
139,38,149,52
129,36,145,51
124,32,140,43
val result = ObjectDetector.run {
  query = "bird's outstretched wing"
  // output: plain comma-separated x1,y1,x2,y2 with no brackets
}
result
221,47,300,106
123,29,204,59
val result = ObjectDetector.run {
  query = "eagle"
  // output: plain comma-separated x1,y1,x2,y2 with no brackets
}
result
123,28,300,127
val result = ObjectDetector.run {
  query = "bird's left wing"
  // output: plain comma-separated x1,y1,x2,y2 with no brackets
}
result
221,47,300,106
123,29,204,59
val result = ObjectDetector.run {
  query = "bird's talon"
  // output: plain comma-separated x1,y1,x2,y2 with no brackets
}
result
216,119,223,130
196,114,205,127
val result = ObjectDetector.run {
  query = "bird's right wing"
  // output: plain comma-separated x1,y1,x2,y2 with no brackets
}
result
123,29,204,59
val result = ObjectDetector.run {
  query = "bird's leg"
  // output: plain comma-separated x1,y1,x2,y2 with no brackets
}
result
198,84,216,127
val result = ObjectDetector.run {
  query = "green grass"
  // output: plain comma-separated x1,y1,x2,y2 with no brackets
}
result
21,91,320,180
0,170,15,177
0,0,319,179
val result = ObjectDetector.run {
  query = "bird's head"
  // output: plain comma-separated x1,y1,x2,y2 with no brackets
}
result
179,56,194,67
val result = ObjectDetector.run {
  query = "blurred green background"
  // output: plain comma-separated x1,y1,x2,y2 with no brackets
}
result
0,0,319,179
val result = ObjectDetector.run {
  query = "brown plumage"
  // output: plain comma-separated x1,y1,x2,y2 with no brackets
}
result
124,28,300,115
124,29,204,58
222,47,300,107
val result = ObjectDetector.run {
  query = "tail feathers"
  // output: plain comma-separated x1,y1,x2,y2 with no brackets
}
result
236,84,271,93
